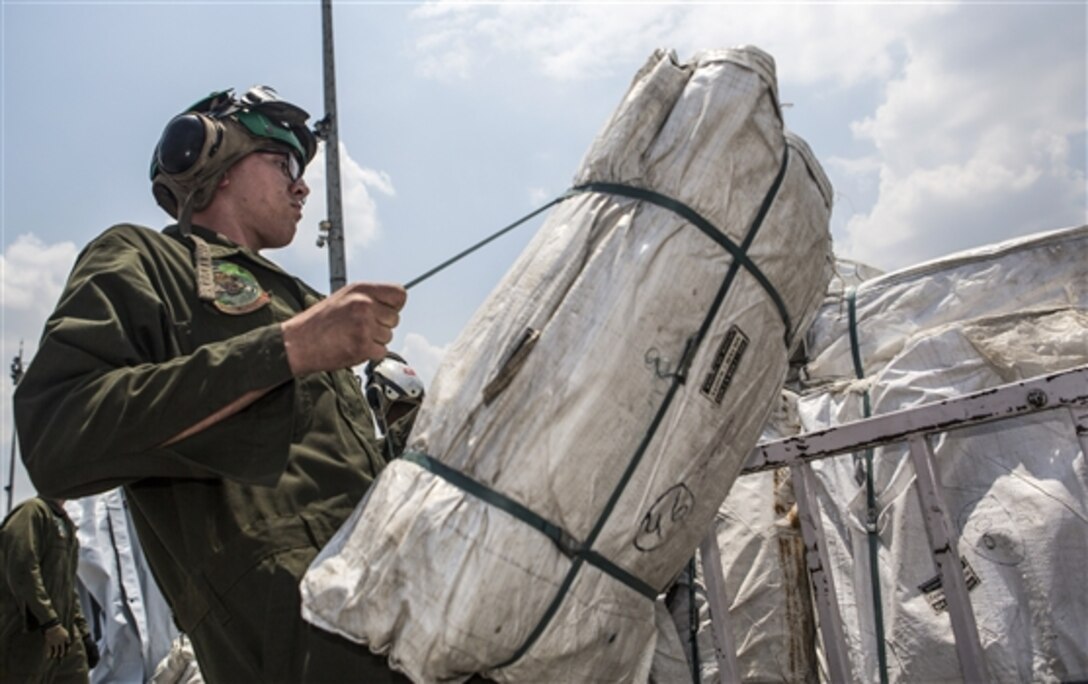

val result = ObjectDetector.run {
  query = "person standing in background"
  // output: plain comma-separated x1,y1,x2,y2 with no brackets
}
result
1,496,99,683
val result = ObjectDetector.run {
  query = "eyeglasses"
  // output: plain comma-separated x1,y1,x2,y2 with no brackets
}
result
263,151,303,183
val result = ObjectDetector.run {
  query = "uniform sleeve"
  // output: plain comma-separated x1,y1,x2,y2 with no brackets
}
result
71,582,90,639
14,229,299,498
0,502,59,629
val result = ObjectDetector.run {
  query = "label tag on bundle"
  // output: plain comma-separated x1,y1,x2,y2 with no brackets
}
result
700,325,749,404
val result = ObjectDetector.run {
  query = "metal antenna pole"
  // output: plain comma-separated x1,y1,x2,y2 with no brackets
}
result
6,342,24,515
318,0,347,292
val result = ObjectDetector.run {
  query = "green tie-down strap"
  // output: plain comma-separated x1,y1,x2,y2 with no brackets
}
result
847,289,890,684
401,451,658,601
396,144,792,671
572,146,792,346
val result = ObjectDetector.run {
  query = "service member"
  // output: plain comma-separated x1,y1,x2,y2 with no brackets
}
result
15,87,415,682
1,496,99,683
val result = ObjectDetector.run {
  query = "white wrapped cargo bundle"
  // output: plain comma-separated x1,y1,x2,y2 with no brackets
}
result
668,390,820,684
677,259,887,684
804,225,1088,382
301,46,834,683
795,225,1088,682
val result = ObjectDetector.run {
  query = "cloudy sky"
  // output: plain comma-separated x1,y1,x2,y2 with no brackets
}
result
2,1,1085,505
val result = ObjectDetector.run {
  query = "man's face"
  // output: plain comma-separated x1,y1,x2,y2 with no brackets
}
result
223,151,310,251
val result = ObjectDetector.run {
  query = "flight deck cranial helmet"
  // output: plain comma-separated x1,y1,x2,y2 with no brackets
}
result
150,85,318,233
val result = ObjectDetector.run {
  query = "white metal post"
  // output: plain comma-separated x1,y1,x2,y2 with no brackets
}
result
746,366,1088,475
698,531,742,683
907,434,989,682
719,366,1087,683
792,463,853,683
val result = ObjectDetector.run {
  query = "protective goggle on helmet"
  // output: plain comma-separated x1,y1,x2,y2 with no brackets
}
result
150,86,317,225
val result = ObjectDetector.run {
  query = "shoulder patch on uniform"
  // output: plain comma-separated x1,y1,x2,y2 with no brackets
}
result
212,260,270,314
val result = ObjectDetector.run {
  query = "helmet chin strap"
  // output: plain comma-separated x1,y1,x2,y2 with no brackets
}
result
178,190,216,302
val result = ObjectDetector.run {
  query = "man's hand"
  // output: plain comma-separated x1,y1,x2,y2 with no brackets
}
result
282,283,407,377
163,282,406,446
43,624,70,658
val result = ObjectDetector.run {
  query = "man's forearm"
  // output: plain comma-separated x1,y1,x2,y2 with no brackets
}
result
161,387,274,446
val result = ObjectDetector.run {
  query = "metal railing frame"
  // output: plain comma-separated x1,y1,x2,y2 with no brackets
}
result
699,364,1088,683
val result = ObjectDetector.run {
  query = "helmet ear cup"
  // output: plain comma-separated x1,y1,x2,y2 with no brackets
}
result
153,113,222,178
151,113,228,217
150,87,314,220
156,114,207,175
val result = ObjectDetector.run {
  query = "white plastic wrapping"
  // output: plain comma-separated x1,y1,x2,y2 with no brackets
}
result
673,391,820,684
795,225,1088,682
805,225,1088,382
66,490,179,684
301,46,833,683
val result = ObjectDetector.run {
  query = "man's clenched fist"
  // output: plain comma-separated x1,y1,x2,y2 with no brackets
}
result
282,282,407,376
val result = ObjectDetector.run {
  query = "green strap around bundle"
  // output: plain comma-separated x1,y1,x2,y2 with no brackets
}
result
571,173,794,347
401,143,793,671
503,146,790,667
402,451,658,600
847,289,890,684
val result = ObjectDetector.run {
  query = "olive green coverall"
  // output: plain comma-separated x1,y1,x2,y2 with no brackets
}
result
1,497,91,683
15,224,410,683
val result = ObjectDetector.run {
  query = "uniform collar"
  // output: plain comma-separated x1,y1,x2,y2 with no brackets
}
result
164,223,243,254
163,223,293,279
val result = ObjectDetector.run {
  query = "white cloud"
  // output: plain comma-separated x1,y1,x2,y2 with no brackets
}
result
410,3,678,82
414,27,475,82
2,234,79,312
395,331,449,388
1,233,79,386
840,6,1087,269
669,4,941,88
409,2,485,82
528,186,550,206
826,155,882,179
409,3,1086,274
281,140,395,274
410,3,940,88
1,234,79,505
